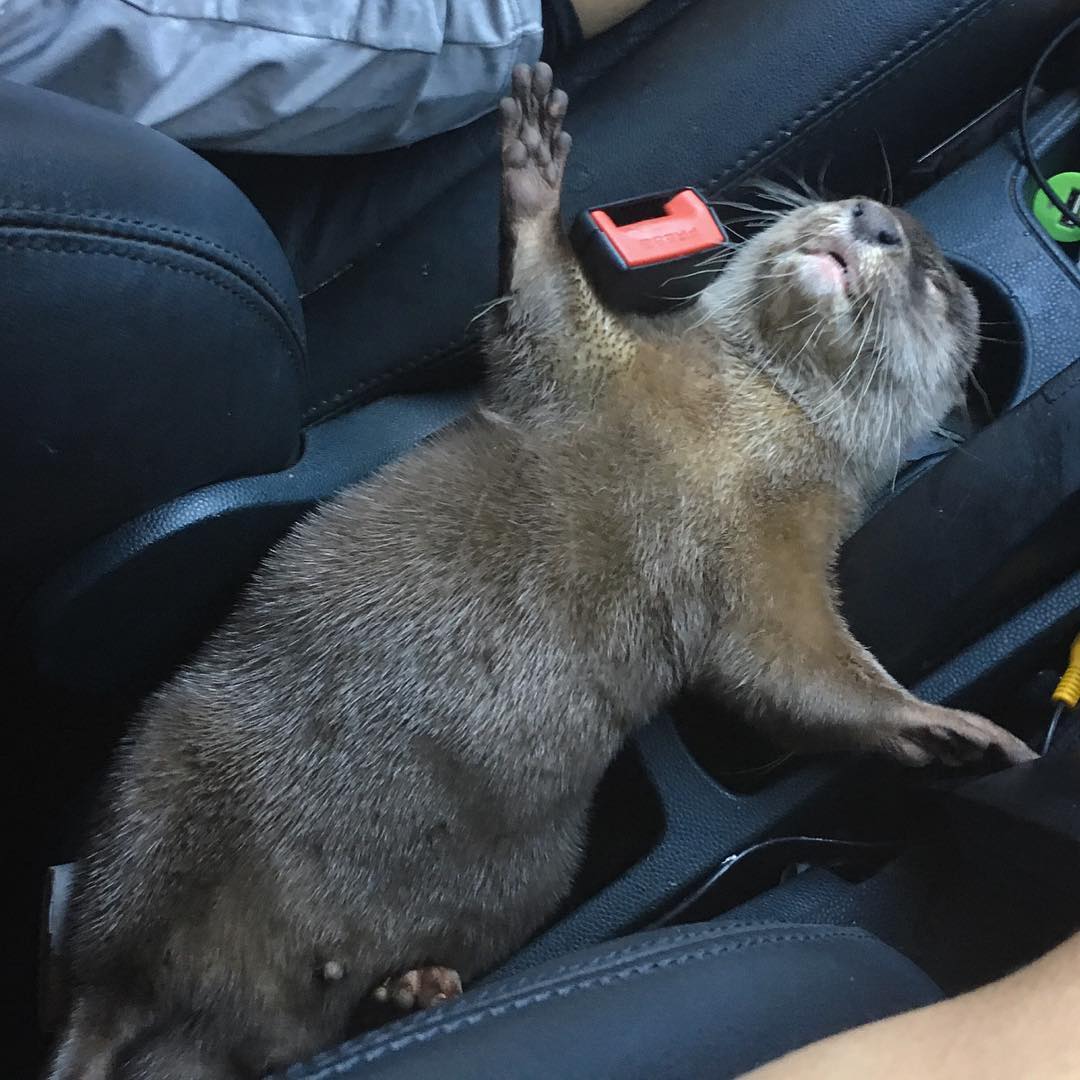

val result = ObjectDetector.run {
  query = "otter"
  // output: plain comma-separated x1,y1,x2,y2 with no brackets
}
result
48,62,1035,1080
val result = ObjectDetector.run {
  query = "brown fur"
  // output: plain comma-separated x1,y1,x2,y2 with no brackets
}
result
49,63,1034,1080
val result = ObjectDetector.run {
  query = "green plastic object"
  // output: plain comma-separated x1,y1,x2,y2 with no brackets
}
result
1032,170,1080,242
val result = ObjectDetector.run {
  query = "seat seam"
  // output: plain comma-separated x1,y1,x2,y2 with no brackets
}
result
336,925,873,1059
296,928,877,1077
0,203,286,305
302,338,469,423
468,920,852,1000
0,233,304,374
0,206,304,353
714,0,996,185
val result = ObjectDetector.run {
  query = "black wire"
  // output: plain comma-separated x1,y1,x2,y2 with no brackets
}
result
1019,14,1080,231
645,836,896,930
1042,701,1067,755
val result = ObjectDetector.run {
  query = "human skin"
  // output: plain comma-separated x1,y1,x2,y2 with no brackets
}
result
744,930,1080,1080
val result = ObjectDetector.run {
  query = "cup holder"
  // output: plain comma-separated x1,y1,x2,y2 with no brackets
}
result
673,691,799,794
956,265,1026,425
902,264,1026,470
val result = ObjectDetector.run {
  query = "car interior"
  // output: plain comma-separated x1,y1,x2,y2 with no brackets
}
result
6,0,1080,1076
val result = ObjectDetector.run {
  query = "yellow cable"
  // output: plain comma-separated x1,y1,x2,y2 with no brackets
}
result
1051,632,1080,709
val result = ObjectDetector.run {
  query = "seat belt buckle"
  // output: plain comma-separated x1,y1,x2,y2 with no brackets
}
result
570,187,730,314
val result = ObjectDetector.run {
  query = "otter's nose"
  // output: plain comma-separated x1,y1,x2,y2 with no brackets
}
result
851,201,903,247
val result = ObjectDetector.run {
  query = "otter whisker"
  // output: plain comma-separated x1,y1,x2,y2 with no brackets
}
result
706,198,787,218
714,270,808,313
755,266,809,280
932,425,965,443
699,246,744,264
659,266,730,288
773,309,823,334
720,226,754,243
750,175,821,208
875,131,895,206
843,305,889,464
714,278,802,321
714,752,796,780
468,294,511,326
815,349,865,414
684,300,730,333
968,369,994,418
713,219,774,241
809,297,878,420
784,318,828,380
717,213,775,227
741,337,793,388
695,282,798,329
815,154,836,201
943,441,987,466
885,391,906,485
876,378,901,471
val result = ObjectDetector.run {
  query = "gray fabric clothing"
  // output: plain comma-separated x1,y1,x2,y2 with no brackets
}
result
0,0,543,154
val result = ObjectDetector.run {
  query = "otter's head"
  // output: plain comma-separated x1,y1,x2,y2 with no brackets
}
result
705,194,978,489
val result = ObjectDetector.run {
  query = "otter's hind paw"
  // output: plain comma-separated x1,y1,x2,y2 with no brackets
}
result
372,966,463,1010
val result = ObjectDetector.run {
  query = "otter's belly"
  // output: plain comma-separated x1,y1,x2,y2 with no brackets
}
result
410,811,587,979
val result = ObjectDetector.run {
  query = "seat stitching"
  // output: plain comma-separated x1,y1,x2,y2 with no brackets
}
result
343,924,868,1058
714,0,995,184
297,928,875,1077
0,204,282,300
302,339,470,423
339,924,871,1058
467,919,848,1000
0,233,303,372
305,929,873,1076
0,206,303,348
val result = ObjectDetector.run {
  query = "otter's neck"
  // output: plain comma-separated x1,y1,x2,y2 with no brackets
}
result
696,289,939,499
761,353,914,496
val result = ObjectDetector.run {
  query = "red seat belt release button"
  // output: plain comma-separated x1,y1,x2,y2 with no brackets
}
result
590,190,726,267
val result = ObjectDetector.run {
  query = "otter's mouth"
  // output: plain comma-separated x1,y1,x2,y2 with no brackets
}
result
822,249,848,274
800,244,855,295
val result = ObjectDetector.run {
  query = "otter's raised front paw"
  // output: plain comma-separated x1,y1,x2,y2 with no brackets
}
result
372,966,463,1010
499,61,571,221
884,704,1037,767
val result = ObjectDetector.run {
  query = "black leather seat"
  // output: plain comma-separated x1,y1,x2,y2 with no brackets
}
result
285,920,941,1079
0,80,304,616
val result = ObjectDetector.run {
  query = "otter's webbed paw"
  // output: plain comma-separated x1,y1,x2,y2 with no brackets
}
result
882,703,1037,767
499,62,571,222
